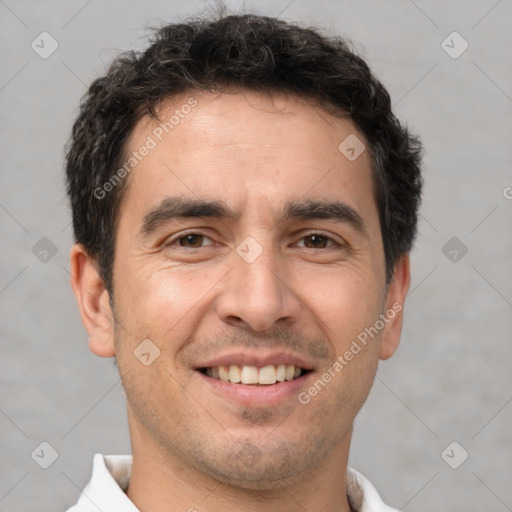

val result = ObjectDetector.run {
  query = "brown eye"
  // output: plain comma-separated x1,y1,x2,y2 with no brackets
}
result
178,234,205,248
302,234,330,248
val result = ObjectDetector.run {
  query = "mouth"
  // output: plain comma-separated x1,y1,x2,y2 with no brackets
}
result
198,364,311,385
193,352,316,406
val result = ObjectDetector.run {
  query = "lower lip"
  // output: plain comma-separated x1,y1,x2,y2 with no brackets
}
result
195,371,313,407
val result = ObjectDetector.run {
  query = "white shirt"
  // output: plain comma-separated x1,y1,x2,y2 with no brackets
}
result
66,454,398,512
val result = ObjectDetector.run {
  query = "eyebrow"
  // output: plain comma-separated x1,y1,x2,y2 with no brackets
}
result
140,197,366,237
140,197,238,236
283,200,366,235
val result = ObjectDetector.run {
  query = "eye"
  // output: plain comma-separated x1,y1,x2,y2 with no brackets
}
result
297,234,336,249
169,233,214,248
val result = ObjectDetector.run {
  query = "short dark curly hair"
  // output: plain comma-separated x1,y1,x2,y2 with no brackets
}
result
66,13,422,295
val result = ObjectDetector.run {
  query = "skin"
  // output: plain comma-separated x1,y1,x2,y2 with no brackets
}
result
70,90,410,512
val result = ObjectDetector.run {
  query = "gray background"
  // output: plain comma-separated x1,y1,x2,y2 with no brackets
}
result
1,0,511,510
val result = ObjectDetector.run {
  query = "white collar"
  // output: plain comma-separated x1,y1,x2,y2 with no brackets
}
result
67,453,398,512
67,454,137,512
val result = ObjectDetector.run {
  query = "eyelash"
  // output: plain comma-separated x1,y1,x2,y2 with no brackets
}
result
165,231,343,249
167,232,215,248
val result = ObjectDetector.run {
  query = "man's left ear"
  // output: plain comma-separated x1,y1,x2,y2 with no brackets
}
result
380,254,411,360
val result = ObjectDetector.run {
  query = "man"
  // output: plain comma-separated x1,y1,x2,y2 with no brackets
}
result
65,12,422,512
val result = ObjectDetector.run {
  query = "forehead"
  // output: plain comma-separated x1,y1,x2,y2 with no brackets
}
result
119,90,376,226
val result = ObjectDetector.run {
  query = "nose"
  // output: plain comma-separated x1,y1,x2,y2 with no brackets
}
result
216,245,302,332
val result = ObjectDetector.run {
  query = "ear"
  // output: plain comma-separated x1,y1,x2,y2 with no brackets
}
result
69,244,116,357
379,254,411,360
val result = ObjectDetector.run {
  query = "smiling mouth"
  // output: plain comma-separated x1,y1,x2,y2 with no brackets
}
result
198,364,311,385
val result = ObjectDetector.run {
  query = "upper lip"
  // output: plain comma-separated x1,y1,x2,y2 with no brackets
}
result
195,350,315,371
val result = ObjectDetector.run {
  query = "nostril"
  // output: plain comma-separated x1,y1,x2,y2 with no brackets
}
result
224,315,245,326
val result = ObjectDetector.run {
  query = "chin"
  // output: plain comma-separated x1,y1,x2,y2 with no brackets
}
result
190,438,330,491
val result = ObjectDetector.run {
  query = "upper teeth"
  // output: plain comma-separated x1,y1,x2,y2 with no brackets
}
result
204,364,303,385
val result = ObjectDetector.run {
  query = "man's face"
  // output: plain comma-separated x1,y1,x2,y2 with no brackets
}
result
101,91,405,488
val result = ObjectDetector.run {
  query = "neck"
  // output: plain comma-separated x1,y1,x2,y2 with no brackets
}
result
126,419,354,512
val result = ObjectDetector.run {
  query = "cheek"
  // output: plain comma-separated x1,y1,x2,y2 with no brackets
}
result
114,263,217,348
299,267,385,409
300,268,384,345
